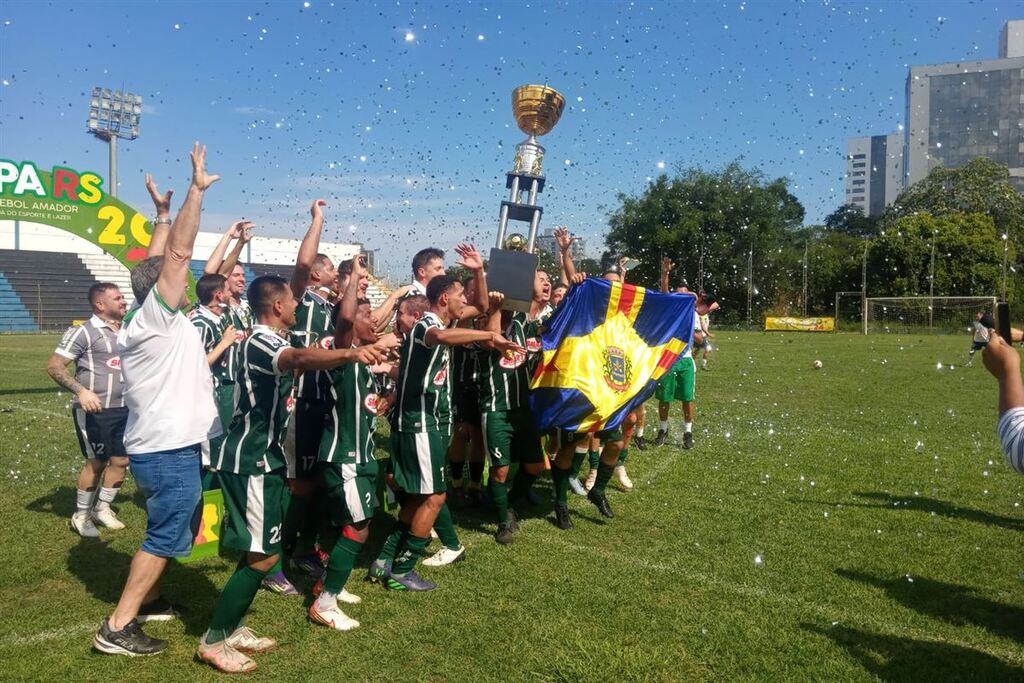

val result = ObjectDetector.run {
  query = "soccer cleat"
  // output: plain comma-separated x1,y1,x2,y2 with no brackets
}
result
197,634,257,673
429,527,440,540
311,578,363,604
70,511,100,538
386,570,437,592
683,432,694,450
136,597,182,623
554,505,573,530
583,469,598,492
568,477,587,497
365,559,391,584
226,626,276,653
615,465,634,491
309,602,360,631
422,544,466,567
92,506,125,530
633,435,647,451
587,489,615,519
494,526,514,545
654,429,668,447
262,570,299,596
506,509,520,532
93,618,167,656
291,553,325,579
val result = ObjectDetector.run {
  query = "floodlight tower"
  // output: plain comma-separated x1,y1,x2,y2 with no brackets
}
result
86,87,142,197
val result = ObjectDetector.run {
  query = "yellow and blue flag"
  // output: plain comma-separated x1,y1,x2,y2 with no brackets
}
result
530,278,695,432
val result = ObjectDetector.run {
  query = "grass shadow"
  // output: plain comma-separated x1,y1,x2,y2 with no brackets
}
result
0,387,60,397
25,485,77,519
851,491,1024,531
835,568,1024,642
66,538,222,637
803,622,1023,681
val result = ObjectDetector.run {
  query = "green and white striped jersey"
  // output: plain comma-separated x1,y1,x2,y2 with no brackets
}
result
320,359,378,465
452,318,482,385
523,305,551,377
477,311,529,413
394,311,451,432
228,298,254,331
216,326,294,474
290,288,335,402
190,305,237,388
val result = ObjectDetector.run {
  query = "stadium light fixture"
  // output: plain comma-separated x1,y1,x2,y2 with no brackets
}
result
86,87,143,197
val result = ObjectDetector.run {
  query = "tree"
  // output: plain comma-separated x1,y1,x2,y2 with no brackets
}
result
824,203,881,238
604,161,804,321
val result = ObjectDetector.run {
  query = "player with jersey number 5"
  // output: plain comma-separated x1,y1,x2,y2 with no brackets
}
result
197,273,394,673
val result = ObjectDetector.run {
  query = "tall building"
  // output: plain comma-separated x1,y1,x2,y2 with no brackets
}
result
905,20,1024,193
534,227,586,260
845,133,903,216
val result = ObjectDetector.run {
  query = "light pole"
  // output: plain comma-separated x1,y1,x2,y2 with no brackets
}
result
86,87,142,197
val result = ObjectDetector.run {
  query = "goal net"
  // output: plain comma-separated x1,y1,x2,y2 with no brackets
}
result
865,296,996,335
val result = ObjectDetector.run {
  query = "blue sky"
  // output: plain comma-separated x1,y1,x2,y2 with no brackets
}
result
1,0,1021,281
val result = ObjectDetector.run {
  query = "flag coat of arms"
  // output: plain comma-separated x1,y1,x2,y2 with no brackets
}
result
530,278,695,432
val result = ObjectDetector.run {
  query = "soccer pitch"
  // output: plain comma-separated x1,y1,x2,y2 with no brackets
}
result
0,331,1021,681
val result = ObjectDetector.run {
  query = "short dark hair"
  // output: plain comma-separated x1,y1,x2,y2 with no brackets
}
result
312,254,333,272
426,274,458,304
196,274,227,305
338,258,354,276
701,293,717,307
131,256,164,302
399,294,429,318
412,248,444,277
247,275,290,315
88,282,118,306
552,283,568,292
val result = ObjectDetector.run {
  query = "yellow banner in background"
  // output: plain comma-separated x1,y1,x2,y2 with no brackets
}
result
764,317,835,332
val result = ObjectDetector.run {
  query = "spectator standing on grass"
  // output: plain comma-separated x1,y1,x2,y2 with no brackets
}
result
47,283,130,537
92,143,222,657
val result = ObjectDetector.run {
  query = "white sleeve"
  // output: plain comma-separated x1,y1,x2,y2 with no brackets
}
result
997,406,1024,474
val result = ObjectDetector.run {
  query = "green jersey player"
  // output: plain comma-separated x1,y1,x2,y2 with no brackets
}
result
199,273,387,673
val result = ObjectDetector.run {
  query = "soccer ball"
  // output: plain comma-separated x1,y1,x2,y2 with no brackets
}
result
813,360,823,369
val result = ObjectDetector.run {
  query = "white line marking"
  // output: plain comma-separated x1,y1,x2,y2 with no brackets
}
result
2,621,95,647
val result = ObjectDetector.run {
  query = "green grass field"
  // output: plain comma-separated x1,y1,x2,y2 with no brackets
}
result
0,331,1021,681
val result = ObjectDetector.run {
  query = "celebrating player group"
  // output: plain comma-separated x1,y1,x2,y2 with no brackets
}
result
47,145,717,673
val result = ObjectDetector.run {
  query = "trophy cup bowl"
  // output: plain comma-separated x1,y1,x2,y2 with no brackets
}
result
512,85,566,137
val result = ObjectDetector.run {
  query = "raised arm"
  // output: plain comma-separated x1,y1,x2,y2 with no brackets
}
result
278,339,391,372
659,256,672,293
291,199,326,300
334,255,365,349
372,284,415,333
156,143,219,308
218,223,254,277
554,226,576,285
144,174,174,258
454,243,489,320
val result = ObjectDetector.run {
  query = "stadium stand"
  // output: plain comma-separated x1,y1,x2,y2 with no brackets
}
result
0,272,37,332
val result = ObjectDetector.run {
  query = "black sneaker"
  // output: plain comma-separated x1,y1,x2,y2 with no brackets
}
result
633,435,647,451
654,429,668,447
554,505,573,530
93,618,167,656
683,432,694,449
506,509,520,533
587,489,614,519
495,526,514,545
136,597,182,623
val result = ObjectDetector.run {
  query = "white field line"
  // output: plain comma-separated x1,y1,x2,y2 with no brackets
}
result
2,621,96,647
0,406,67,420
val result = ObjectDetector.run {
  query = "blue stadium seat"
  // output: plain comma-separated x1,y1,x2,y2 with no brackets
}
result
0,272,38,332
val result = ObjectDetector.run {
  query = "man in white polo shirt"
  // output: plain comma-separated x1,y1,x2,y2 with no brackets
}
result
93,143,221,657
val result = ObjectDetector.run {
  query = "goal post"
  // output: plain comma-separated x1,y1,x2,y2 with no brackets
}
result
864,296,997,335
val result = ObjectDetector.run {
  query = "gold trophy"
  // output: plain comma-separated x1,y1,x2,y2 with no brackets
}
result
490,84,565,311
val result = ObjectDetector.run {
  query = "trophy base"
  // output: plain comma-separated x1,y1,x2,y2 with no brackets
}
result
486,248,538,313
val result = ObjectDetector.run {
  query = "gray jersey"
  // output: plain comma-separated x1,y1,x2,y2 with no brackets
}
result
54,315,125,409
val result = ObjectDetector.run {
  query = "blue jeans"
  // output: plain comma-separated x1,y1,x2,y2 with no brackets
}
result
129,445,203,558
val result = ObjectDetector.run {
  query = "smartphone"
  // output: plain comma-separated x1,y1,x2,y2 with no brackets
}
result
997,301,1012,344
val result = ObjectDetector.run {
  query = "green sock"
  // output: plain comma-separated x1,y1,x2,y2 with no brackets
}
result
617,448,630,466
282,492,309,556
570,451,586,476
490,478,510,527
588,450,600,470
594,462,615,493
206,560,268,643
433,502,461,550
508,468,537,504
324,537,363,594
391,534,428,575
376,521,409,563
551,466,570,506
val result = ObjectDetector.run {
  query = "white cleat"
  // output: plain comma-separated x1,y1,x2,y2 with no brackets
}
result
584,469,598,492
197,634,257,673
615,465,634,491
568,477,587,496
225,625,276,653
337,589,362,605
309,602,360,631
422,544,466,567
92,506,126,530
71,511,100,537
